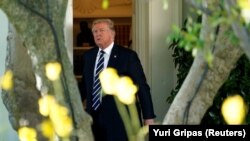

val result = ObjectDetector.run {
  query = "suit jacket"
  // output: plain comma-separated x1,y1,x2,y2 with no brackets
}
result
80,44,156,141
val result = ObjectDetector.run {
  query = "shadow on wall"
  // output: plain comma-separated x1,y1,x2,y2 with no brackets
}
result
0,9,19,141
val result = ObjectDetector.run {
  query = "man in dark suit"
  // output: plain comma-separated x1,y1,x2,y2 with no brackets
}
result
80,18,156,141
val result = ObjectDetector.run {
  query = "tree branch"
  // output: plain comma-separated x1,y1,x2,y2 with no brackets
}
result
224,0,250,60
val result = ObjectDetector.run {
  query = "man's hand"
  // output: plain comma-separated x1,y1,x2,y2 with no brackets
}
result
144,119,155,125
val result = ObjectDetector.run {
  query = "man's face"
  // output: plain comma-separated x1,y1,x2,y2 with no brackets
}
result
92,22,115,49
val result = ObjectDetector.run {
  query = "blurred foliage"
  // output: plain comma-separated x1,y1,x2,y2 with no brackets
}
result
166,18,195,104
167,16,250,124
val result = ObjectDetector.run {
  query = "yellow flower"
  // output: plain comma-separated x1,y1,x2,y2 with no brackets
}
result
241,9,250,24
99,68,138,104
49,104,69,121
99,68,119,95
38,95,56,116
18,127,37,141
238,0,250,24
0,70,13,91
39,95,73,138
49,104,73,137
40,120,55,139
45,62,62,81
221,94,247,125
115,76,137,105
238,0,250,9
53,116,73,137
102,0,109,10
163,0,168,10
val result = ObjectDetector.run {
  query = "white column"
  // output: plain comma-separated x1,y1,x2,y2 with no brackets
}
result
134,0,183,122
132,0,152,86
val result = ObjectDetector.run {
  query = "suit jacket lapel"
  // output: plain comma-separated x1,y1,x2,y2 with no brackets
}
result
87,47,99,87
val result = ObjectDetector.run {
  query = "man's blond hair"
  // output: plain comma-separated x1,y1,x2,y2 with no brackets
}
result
92,18,115,32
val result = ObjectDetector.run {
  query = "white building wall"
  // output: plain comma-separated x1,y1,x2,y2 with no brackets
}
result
0,10,19,141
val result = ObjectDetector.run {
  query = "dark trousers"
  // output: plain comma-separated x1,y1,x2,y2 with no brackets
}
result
90,108,128,141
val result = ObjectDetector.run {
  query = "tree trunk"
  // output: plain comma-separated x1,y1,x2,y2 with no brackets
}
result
2,24,47,140
0,0,93,140
163,0,244,124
